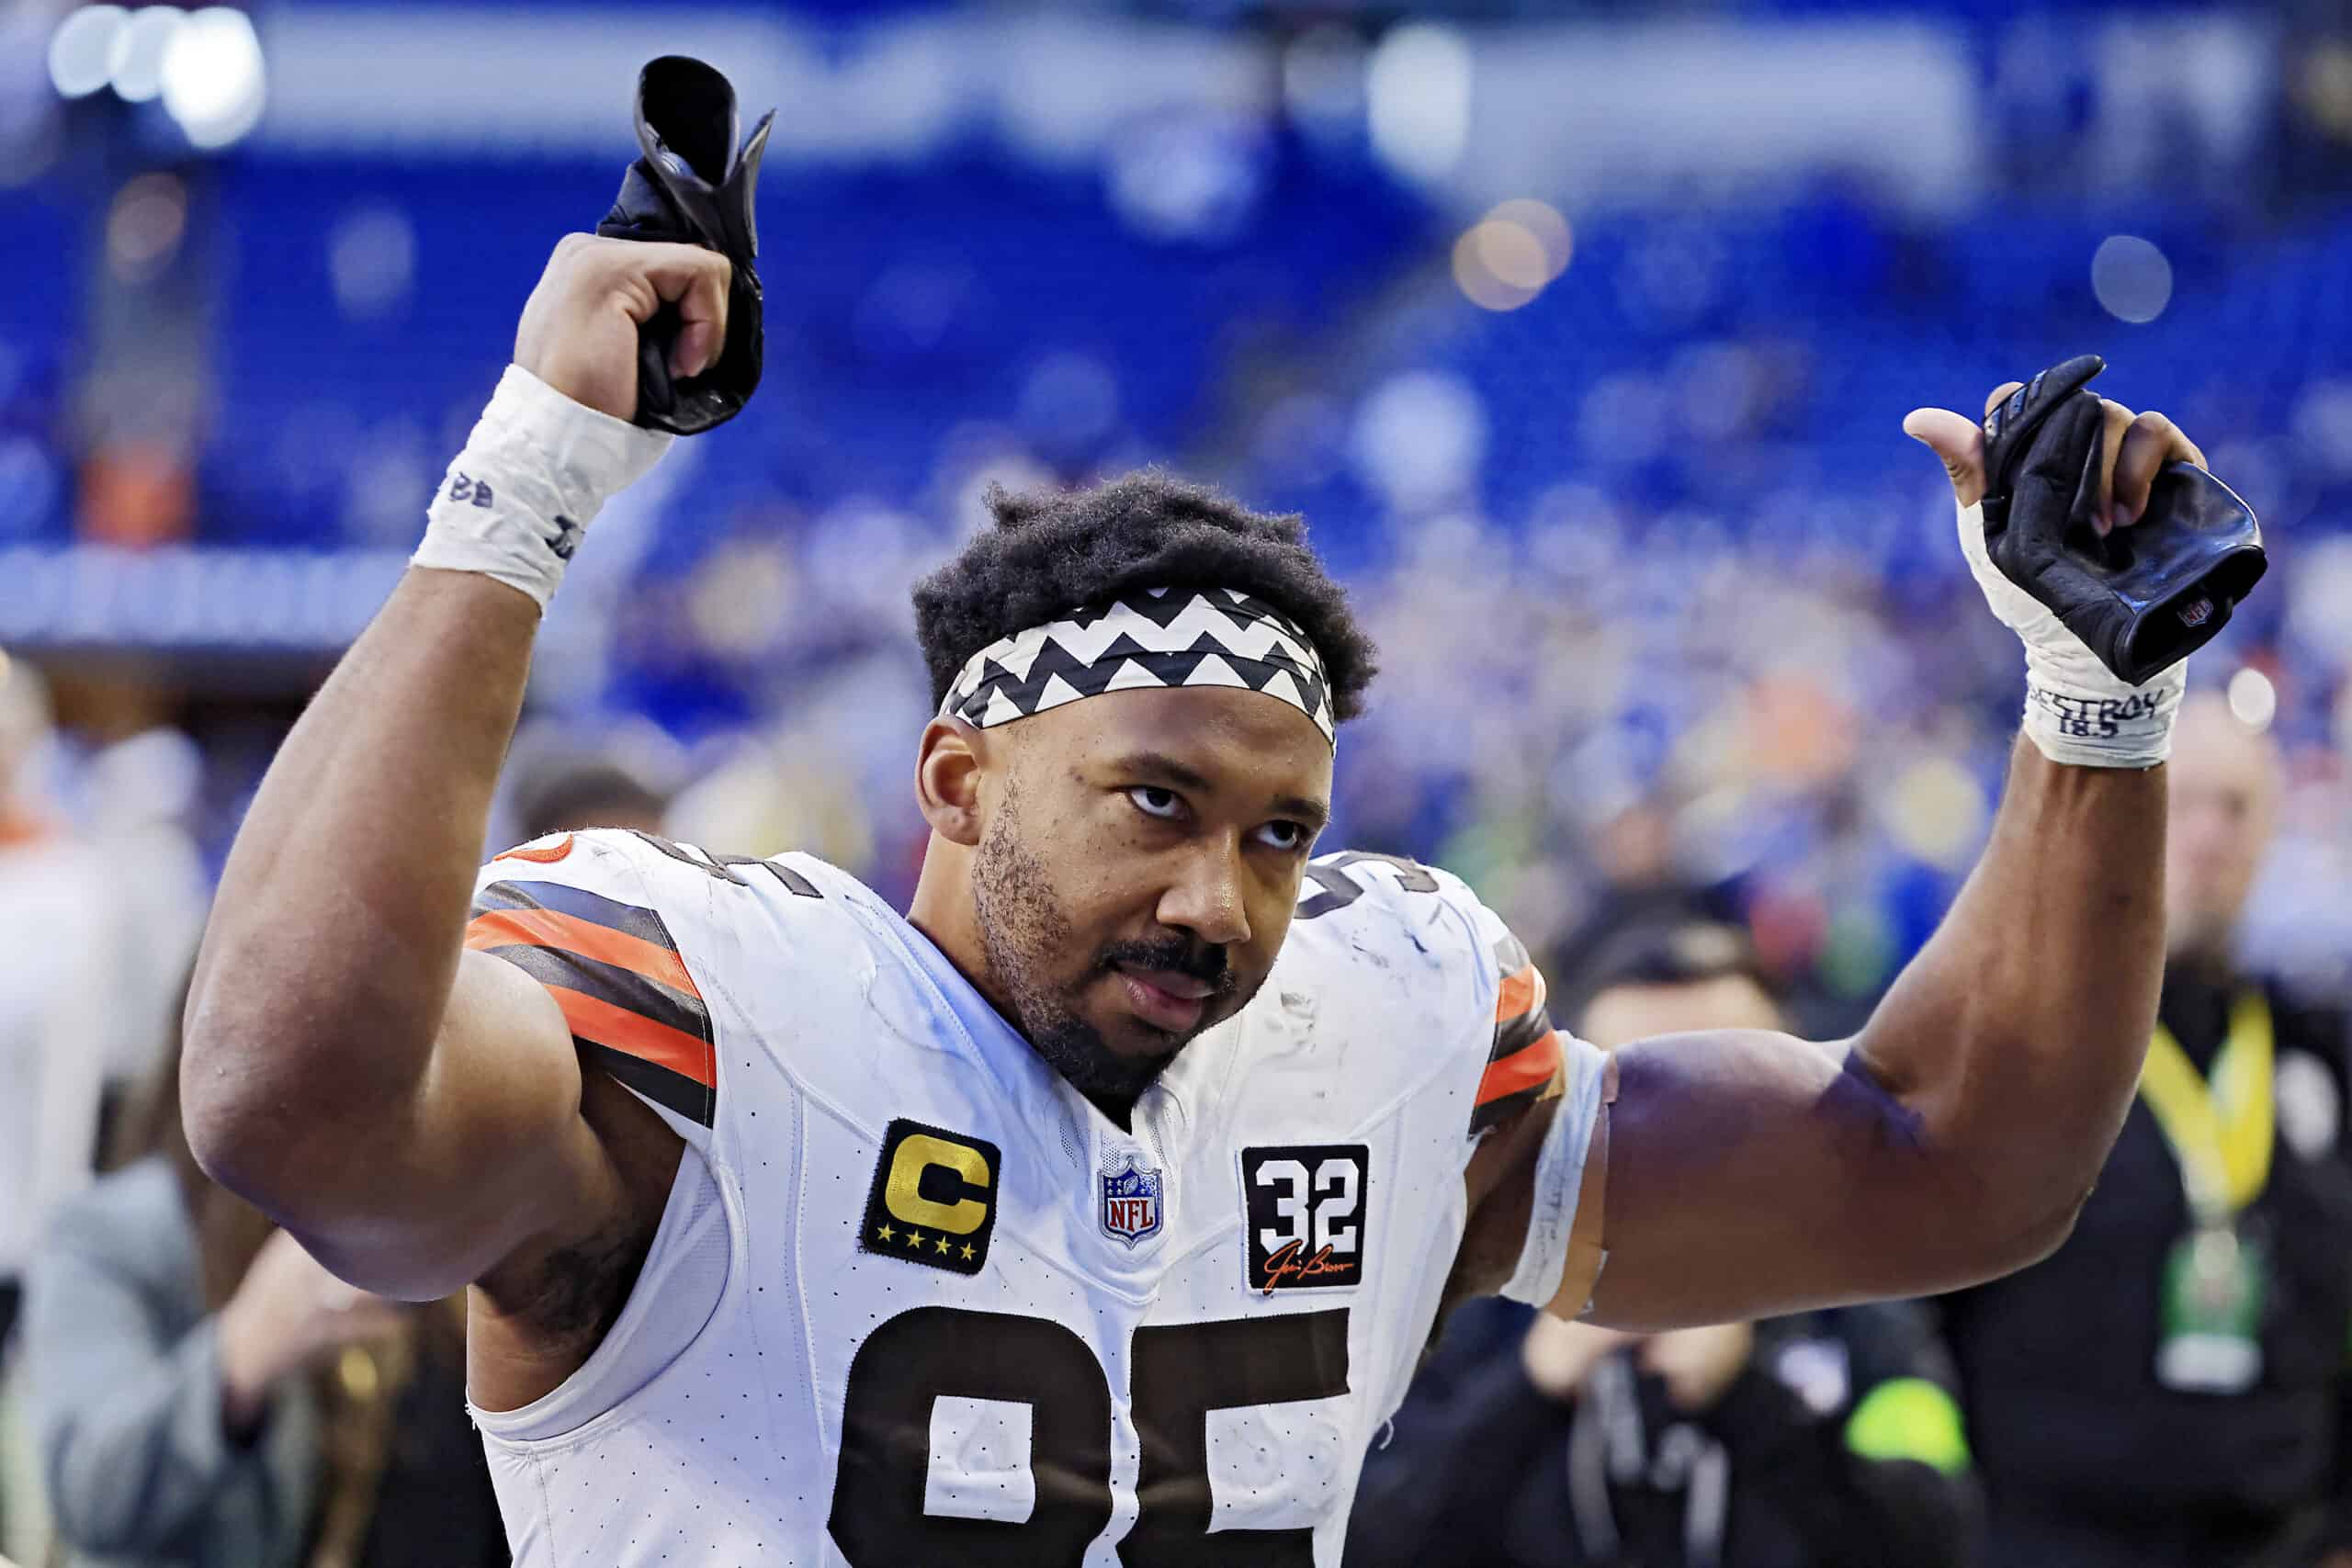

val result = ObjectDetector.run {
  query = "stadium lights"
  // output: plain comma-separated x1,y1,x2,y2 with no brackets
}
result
110,6,186,103
45,5,128,97
45,4,266,151
2092,234,2173,324
161,9,266,149
1453,198,1573,312
2227,667,2278,732
1367,23,1471,183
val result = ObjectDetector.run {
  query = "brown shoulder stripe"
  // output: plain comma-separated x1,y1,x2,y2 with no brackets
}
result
466,878,715,1127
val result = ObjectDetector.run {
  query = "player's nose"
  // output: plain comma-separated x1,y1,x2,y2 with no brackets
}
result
1155,840,1252,950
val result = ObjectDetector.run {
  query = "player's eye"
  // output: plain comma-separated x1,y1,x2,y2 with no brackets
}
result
1254,819,1311,852
1126,786,1183,821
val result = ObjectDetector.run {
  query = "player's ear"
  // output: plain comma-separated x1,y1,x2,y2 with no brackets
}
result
914,716,989,847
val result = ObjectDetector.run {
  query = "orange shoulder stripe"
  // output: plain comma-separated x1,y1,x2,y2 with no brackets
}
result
1495,963,1547,1022
493,834,575,864
464,907,698,998
1476,1029,1563,1107
544,985,716,1091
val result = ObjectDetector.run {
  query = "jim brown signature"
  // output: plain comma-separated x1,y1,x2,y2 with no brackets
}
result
1261,1239,1355,1293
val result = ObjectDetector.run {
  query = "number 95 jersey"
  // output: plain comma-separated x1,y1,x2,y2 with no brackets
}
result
464,830,1606,1566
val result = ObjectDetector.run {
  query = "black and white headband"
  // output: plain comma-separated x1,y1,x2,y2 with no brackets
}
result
938,587,1336,746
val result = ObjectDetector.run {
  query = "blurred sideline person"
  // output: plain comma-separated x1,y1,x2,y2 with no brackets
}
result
181,234,2218,1561
507,750,670,847
1939,692,2352,1568
21,1016,508,1568
0,661,137,1345
1348,924,1979,1568
0,660,200,1560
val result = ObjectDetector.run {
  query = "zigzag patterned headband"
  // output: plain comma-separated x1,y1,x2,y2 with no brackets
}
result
938,587,1336,747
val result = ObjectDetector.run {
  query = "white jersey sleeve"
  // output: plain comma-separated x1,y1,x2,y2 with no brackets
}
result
1450,873,1576,1139
459,829,780,1493
1290,852,1610,1310
1295,850,1600,1141
464,827,737,1149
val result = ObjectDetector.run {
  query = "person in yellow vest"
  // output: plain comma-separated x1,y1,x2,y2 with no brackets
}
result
1939,690,2352,1568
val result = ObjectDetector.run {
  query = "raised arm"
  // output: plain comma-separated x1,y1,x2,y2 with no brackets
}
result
1588,734,2157,1325
180,238,728,1299
1562,376,2215,1326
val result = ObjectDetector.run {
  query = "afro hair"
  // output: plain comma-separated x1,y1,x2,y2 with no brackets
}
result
910,468,1377,725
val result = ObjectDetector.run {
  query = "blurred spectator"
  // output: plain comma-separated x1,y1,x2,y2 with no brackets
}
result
1545,803,1724,1017
1939,692,2352,1568
0,656,203,1357
1346,922,1980,1568
19,1009,508,1568
508,751,670,845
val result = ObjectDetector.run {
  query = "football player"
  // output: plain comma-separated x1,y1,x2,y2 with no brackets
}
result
184,236,2213,1564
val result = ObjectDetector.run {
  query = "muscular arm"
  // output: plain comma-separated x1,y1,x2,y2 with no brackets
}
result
1592,738,2160,1325
182,572,607,1297
181,238,727,1299
1454,379,2203,1327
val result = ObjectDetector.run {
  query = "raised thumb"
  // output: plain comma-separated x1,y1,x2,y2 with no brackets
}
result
1902,406,1986,506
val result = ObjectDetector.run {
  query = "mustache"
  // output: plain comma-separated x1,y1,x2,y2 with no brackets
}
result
1097,935,1235,996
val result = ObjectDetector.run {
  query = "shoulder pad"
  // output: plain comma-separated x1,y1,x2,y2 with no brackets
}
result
469,829,721,1127
1292,850,1566,1136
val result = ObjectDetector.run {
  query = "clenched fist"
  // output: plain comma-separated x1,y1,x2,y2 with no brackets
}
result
512,234,731,423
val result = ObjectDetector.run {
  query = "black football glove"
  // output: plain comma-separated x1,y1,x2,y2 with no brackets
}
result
596,55,773,435
1978,354,2266,686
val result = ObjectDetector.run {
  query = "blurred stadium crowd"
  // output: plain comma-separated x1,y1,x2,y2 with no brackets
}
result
9,0,2352,1562
6,0,2352,1035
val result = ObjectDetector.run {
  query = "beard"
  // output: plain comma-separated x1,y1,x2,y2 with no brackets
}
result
970,783,1237,1109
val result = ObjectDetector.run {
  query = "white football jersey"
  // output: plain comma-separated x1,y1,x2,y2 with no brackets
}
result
462,828,1605,1566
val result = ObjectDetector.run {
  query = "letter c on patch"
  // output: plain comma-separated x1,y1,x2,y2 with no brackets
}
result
885,1134,991,1235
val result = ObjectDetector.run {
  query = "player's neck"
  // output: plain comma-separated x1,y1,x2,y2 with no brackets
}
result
1076,1086,1139,1132
906,875,1009,1016
905,852,1145,1133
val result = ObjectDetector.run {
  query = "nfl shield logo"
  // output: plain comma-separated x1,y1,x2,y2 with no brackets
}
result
1100,1156,1164,1248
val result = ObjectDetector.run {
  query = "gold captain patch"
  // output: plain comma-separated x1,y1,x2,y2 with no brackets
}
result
860,1119,1000,1277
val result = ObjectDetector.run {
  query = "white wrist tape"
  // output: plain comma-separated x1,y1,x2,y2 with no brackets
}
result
1957,500,2186,769
1499,1032,1611,1311
411,366,673,608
